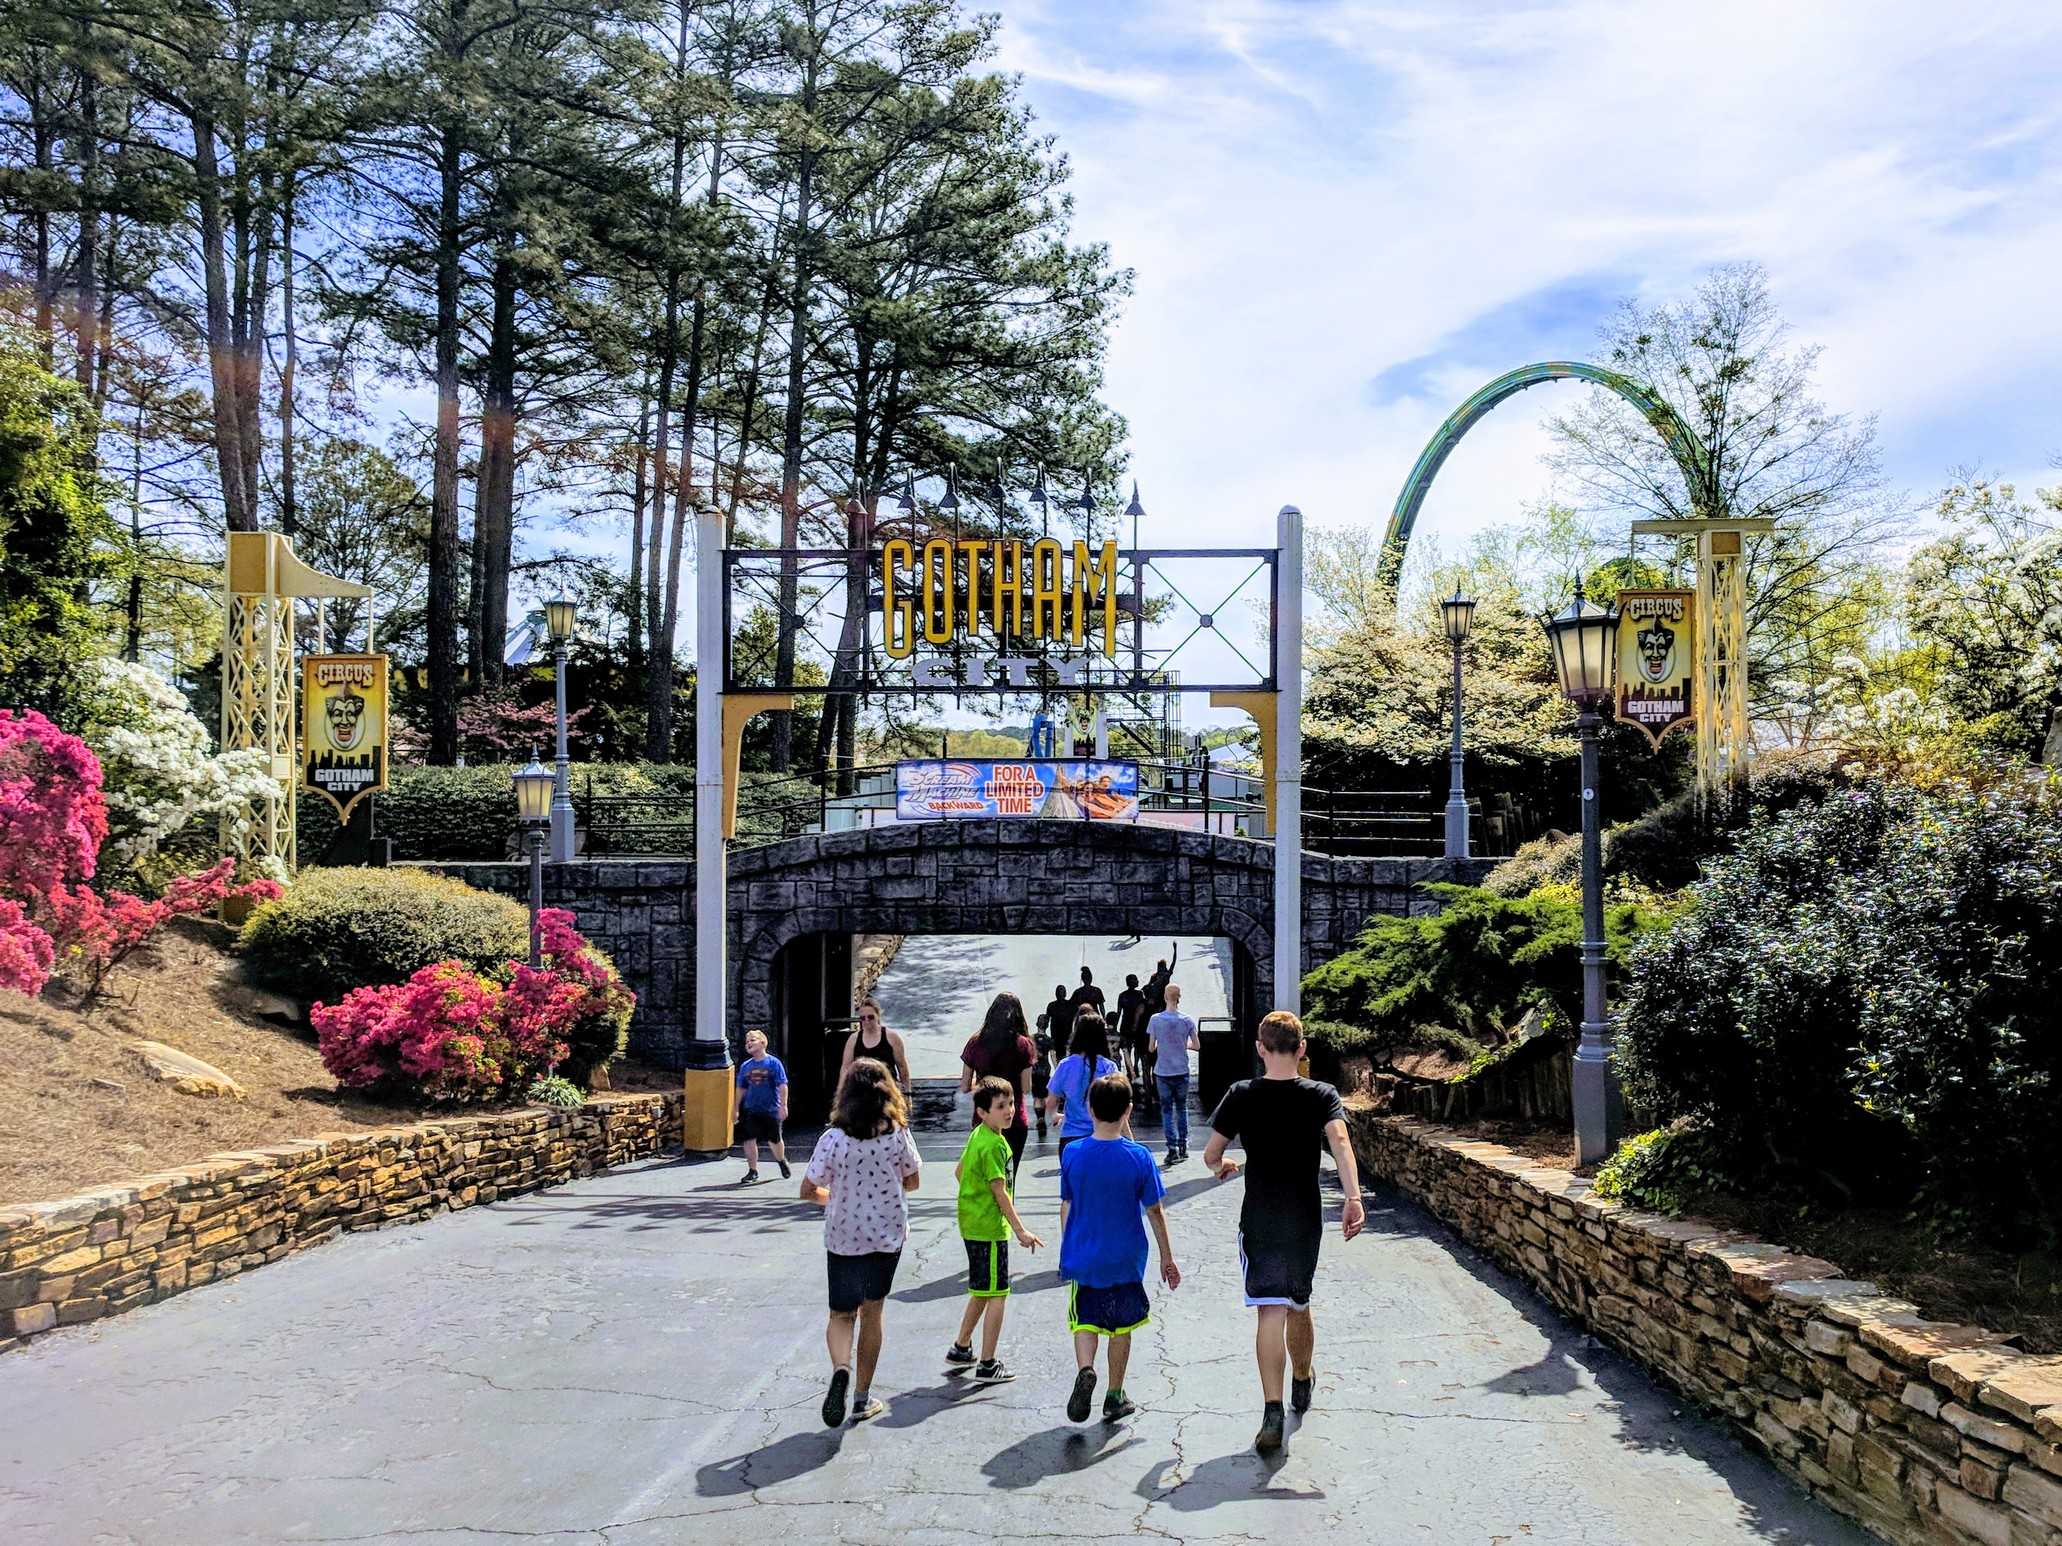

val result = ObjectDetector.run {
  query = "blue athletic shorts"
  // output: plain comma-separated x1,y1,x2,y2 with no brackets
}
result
1068,1280,1150,1336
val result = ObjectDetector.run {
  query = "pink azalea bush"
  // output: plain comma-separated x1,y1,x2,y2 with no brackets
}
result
0,711,281,998
311,911,633,1104
0,708,107,890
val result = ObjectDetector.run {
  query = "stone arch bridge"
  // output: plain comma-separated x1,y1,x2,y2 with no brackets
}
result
435,821,1490,1115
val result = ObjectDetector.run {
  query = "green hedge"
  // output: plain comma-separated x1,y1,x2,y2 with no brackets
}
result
1620,770,2062,1244
1301,883,1679,1052
239,866,530,1006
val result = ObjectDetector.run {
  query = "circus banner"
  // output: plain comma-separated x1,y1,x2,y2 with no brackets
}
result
302,654,389,820
1616,590,1697,747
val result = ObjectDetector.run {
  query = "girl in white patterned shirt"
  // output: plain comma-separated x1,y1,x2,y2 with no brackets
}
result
802,1056,921,1425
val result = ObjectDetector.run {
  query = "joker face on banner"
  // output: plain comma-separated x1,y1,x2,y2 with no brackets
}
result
1615,590,1697,747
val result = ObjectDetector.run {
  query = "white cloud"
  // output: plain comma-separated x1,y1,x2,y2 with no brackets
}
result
990,0,2062,557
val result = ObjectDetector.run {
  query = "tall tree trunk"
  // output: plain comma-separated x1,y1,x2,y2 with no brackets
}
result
72,71,99,404
29,52,53,362
279,185,297,537
772,129,816,773
628,387,649,671
641,0,693,761
191,113,253,532
426,119,465,764
475,246,518,690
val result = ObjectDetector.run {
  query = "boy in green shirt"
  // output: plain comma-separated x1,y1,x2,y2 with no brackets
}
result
946,1077,1045,1383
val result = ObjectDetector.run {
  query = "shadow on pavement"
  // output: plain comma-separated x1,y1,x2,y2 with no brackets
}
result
874,1379,994,1430
1363,1181,1879,1546
1137,1450,1311,1510
697,1429,846,1497
982,1424,1140,1489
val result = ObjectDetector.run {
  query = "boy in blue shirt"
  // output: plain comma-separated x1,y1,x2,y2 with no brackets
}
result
1059,1073,1180,1424
733,1029,790,1184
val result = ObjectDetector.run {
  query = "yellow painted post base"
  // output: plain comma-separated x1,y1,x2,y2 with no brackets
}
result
682,1066,735,1154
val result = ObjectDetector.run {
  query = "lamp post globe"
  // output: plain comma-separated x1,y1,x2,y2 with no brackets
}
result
1537,581,1623,1166
514,754,553,969
542,599,578,863
1441,588,1477,859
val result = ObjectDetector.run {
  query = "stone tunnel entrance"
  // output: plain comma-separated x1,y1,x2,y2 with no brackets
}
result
770,930,1261,1126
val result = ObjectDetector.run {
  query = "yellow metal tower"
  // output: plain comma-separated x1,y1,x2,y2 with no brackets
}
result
220,532,376,873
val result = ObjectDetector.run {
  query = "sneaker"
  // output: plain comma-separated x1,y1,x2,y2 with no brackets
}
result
945,1343,977,1367
849,1394,885,1423
777,1158,792,1180
1163,1150,1179,1168
1036,1121,1048,1139
822,1367,850,1428
742,1170,760,1185
1103,1390,1138,1422
1256,1401,1286,1453
974,1359,1017,1384
1067,1366,1098,1423
1291,1372,1314,1415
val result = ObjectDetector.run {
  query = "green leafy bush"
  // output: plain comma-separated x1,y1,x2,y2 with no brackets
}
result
1301,883,1678,1050
1620,770,2062,1243
1301,1019,1377,1086
238,867,529,1005
1590,1127,1731,1215
373,765,519,861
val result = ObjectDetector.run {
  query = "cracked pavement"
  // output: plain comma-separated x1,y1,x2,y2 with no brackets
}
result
0,1102,1877,1545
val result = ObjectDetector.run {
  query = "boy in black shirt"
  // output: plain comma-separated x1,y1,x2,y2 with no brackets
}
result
1202,1010,1365,1454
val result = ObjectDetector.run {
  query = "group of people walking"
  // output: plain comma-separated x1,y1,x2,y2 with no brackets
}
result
742,985,1365,1454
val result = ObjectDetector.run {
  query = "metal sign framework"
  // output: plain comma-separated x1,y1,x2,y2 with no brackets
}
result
721,544,1280,697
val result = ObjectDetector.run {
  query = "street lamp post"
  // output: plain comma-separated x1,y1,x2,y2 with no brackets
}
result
1539,583,1623,1166
543,597,578,862
514,753,554,969
1440,589,1477,858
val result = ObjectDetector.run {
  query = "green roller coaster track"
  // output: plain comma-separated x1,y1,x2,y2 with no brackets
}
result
1376,361,1711,589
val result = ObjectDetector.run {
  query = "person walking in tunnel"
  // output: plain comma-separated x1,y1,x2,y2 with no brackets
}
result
1047,1012,1126,1155
803,1059,923,1427
960,993,1038,1179
1202,1010,1365,1455
840,998,911,1093
1147,984,1200,1166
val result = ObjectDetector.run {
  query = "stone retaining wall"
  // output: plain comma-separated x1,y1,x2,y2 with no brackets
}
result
1353,1114,2062,1546
0,1093,683,1357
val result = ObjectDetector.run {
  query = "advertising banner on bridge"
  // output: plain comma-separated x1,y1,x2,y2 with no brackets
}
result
1615,590,1697,747
895,760,1140,822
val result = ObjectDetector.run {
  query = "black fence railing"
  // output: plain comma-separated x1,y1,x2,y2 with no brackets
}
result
573,758,1476,860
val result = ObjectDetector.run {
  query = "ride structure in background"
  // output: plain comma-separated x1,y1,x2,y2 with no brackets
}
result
220,532,379,872
1378,361,1763,790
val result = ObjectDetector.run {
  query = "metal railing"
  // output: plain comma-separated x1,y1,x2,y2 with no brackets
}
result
572,757,1468,859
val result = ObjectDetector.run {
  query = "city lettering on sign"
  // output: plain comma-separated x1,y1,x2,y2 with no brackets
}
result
302,653,390,820
1615,590,1697,748
881,538,1120,660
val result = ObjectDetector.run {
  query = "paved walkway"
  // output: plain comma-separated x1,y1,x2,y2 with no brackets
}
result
0,1104,1875,1545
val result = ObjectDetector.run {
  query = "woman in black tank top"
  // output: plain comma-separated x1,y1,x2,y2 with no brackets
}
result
840,998,911,1090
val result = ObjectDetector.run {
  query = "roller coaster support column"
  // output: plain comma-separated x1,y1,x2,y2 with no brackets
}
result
1274,505,1304,1019
686,503,733,1154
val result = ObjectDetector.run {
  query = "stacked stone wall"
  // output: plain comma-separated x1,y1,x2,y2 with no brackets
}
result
1353,1114,2062,1546
0,1093,682,1356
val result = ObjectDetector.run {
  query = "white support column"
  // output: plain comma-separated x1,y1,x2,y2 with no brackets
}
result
1273,504,1303,1017
685,502,732,1149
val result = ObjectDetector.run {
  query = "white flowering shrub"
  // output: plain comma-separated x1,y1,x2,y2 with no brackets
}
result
78,659,281,863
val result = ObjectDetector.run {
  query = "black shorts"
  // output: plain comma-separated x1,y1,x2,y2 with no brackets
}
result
826,1250,901,1313
737,1110,782,1144
1239,1232,1319,1308
1068,1280,1150,1336
965,1238,1011,1297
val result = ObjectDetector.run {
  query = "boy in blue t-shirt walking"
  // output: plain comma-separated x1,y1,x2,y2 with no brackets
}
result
733,1029,790,1184
1059,1072,1180,1424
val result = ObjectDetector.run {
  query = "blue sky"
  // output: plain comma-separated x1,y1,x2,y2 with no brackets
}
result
987,0,2062,554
